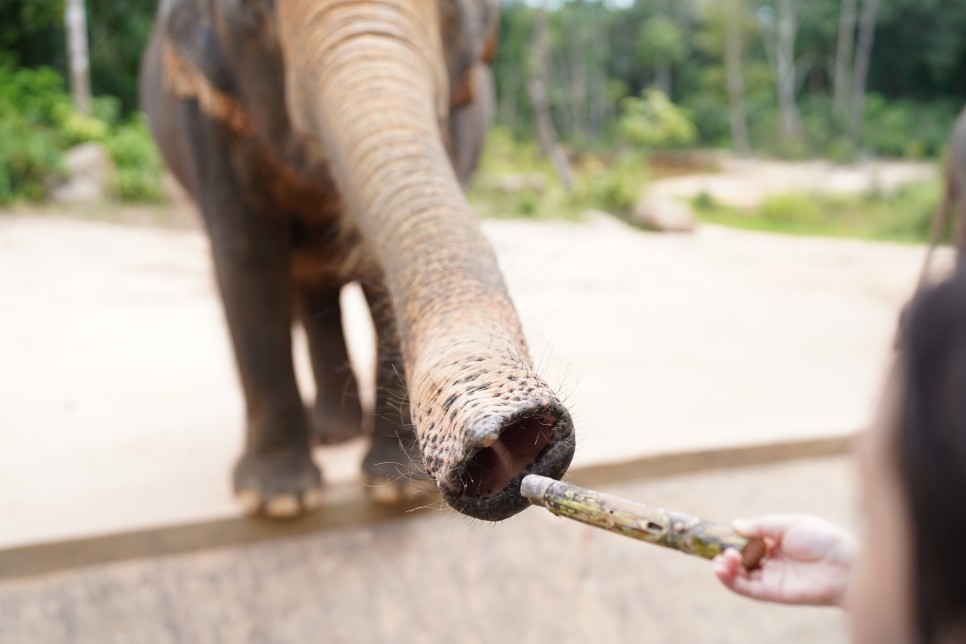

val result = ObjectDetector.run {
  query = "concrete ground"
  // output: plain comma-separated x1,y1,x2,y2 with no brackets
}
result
0,456,854,644
0,209,949,550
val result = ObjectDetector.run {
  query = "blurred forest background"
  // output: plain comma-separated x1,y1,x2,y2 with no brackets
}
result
2,0,965,239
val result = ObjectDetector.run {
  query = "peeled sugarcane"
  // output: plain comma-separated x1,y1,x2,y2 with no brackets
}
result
521,474,767,570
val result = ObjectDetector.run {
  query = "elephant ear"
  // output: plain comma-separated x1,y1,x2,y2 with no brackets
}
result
160,0,254,135
162,0,238,97
440,0,499,110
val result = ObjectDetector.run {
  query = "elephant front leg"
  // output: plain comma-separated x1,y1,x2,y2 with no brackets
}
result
361,282,430,503
205,213,322,519
298,282,364,444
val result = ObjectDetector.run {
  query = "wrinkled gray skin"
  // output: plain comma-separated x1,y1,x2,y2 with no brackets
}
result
139,0,575,521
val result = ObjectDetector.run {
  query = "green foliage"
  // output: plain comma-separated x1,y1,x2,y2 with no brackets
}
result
1,0,156,113
468,127,579,221
86,0,156,113
861,94,959,159
492,0,966,160
104,115,165,203
693,181,941,243
636,16,686,67
476,126,549,177
0,0,66,70
618,89,698,150
0,61,163,205
576,152,648,215
0,63,69,204
468,128,647,220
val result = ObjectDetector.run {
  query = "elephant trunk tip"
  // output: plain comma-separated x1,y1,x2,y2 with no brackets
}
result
446,405,575,521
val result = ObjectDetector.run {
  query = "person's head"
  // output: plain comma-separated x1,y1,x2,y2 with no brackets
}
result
850,268,966,644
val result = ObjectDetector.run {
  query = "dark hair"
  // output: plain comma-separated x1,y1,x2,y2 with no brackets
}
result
898,266,966,643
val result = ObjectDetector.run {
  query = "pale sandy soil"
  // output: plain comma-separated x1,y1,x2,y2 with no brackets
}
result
649,158,937,208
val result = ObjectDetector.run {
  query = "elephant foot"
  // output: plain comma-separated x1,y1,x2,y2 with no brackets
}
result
310,400,364,445
233,449,323,519
362,427,434,505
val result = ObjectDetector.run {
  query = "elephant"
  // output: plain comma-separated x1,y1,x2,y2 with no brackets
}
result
139,0,575,522
917,106,966,287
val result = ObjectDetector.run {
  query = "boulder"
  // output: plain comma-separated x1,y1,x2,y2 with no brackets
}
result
630,194,697,233
50,142,114,205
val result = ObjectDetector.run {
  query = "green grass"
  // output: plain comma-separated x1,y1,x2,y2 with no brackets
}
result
692,181,941,243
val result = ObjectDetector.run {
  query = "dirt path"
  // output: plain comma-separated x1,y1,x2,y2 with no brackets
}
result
649,158,937,208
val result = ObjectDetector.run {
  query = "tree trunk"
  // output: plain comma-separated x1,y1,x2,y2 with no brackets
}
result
498,69,519,133
775,0,803,141
833,0,857,117
64,0,91,115
724,0,751,157
849,0,880,147
590,27,610,142
655,57,672,96
528,7,575,192
570,32,588,142
590,66,608,142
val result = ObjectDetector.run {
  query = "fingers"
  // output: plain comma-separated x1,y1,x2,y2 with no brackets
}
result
712,549,746,587
722,572,773,602
733,513,816,540
714,551,779,603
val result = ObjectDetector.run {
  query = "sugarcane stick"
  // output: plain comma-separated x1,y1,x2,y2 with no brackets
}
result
521,474,767,570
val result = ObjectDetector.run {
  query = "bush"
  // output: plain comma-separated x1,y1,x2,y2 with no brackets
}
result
104,115,165,203
861,94,958,159
0,61,164,205
758,193,826,227
578,151,647,214
0,63,70,204
866,181,939,242
468,129,649,220
618,89,698,150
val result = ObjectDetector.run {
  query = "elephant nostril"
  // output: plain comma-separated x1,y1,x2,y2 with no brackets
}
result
460,415,557,497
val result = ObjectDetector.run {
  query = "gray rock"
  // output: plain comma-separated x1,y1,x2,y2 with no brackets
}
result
50,142,114,205
630,194,697,233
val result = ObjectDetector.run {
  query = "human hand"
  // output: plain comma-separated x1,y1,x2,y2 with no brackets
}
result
712,514,858,607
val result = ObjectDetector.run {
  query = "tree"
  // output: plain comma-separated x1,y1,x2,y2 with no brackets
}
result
64,0,90,115
758,0,804,142
832,0,857,116
492,5,535,139
723,0,751,156
528,4,574,191
636,15,685,97
618,89,697,150
848,0,880,146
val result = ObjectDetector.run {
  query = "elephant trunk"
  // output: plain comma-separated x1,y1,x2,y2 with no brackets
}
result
278,0,574,520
